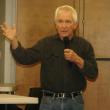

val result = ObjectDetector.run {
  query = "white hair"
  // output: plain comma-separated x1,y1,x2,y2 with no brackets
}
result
54,5,78,23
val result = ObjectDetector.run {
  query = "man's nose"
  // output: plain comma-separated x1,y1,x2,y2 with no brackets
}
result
61,22,67,28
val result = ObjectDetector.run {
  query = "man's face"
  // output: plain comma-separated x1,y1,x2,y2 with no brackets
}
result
55,10,77,40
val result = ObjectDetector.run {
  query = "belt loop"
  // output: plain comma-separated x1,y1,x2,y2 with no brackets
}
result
71,92,74,99
42,89,45,97
62,93,65,98
56,93,59,98
52,93,56,99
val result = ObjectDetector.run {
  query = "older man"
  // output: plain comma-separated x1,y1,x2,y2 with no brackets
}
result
0,5,98,110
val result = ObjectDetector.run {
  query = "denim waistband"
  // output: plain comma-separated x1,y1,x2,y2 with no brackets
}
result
42,90,82,98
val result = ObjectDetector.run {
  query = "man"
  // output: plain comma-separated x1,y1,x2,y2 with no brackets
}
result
0,5,98,110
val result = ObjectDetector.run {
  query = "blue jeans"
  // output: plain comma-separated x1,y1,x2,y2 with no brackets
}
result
39,95,84,110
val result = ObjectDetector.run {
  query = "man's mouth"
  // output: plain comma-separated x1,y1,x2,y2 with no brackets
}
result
61,30,68,33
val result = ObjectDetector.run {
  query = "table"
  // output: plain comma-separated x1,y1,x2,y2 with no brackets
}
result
0,83,16,94
0,94,38,110
0,94,38,104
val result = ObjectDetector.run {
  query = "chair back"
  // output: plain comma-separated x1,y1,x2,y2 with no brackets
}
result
25,87,42,110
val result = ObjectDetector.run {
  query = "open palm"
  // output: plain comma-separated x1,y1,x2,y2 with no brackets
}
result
0,23,16,41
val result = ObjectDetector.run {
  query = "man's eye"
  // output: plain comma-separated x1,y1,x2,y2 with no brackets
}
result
56,20,73,24
65,20,72,23
57,20,63,23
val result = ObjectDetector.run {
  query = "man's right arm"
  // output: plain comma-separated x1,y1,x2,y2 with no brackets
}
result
11,37,19,49
0,23,44,65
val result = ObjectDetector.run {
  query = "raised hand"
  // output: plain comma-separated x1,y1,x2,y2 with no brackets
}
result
0,22,18,49
64,49,84,69
0,22,16,41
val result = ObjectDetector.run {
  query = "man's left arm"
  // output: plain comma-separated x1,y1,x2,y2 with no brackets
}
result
64,45,98,80
80,43,98,80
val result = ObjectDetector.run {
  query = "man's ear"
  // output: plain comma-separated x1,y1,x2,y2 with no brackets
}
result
74,23,79,30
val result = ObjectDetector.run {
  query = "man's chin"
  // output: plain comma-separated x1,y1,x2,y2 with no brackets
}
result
62,36,69,38
60,34,69,37
59,36,69,40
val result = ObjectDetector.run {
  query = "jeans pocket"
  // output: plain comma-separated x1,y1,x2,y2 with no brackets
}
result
74,95,84,105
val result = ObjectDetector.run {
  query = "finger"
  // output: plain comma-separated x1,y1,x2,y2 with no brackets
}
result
64,53,70,58
0,24,8,31
3,22,9,29
0,26,7,34
2,32,6,36
0,25,4,29
64,55,70,61
64,49,70,53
